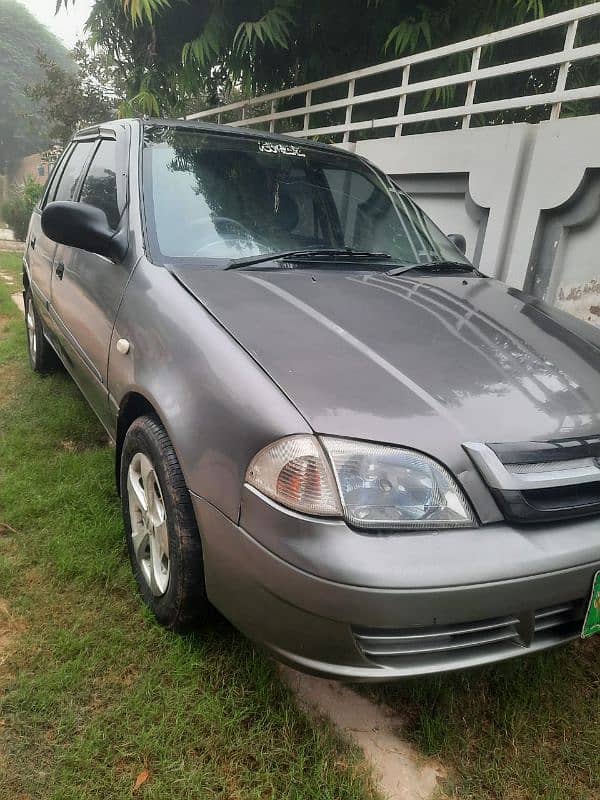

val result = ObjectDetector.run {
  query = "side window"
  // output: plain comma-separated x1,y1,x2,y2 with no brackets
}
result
39,144,73,210
79,140,124,230
53,141,95,203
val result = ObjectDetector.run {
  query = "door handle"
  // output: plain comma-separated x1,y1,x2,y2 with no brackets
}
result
30,235,36,250
55,261,65,280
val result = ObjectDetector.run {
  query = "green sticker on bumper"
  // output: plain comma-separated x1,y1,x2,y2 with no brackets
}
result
582,571,600,639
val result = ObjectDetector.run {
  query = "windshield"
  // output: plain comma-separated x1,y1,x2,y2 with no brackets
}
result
142,126,471,268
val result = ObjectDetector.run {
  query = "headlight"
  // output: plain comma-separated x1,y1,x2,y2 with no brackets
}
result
246,435,476,530
322,437,476,529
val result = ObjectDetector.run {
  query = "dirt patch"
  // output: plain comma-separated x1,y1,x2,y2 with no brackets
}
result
10,293,24,314
0,599,24,681
59,434,111,453
0,366,23,407
0,523,19,536
0,633,13,670
281,666,446,800
0,598,26,788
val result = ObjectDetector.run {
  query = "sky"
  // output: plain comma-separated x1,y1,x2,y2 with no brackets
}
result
19,0,95,48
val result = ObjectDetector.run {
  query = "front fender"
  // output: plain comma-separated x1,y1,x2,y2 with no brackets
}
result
108,259,311,522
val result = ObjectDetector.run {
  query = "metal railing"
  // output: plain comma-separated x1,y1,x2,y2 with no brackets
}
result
186,2,600,141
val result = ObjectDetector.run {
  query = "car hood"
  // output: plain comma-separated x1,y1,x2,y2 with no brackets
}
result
170,266,600,458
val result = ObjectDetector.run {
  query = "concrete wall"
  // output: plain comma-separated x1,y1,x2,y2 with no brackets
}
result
355,115,600,327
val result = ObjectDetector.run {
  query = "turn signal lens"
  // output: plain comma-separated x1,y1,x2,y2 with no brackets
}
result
245,435,342,516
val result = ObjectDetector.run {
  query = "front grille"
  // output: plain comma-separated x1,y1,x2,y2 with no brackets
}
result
354,601,584,670
464,437,600,523
521,481,600,512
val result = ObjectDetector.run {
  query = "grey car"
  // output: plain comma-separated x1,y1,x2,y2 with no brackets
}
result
23,118,600,681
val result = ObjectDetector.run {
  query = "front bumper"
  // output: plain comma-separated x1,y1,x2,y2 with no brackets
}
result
191,489,600,681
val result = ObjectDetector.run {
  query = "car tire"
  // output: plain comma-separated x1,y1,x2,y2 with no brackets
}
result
120,413,211,631
24,287,57,374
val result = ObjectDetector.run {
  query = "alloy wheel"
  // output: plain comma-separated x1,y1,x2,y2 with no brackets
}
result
26,296,37,360
127,452,170,596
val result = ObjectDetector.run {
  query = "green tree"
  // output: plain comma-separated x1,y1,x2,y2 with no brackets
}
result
25,41,123,146
0,0,72,171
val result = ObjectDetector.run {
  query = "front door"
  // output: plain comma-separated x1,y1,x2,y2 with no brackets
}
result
49,131,131,429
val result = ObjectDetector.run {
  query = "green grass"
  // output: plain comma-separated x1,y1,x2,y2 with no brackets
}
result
0,252,376,800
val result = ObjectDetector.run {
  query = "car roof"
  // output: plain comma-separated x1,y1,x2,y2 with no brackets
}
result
74,116,357,158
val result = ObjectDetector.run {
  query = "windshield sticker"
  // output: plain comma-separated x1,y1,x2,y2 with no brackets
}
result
258,141,306,158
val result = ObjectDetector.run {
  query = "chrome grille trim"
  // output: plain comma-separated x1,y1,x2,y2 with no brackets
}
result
463,442,600,490
506,457,597,474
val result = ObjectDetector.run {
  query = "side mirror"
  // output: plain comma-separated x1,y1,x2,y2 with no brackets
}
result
447,233,467,255
41,201,127,262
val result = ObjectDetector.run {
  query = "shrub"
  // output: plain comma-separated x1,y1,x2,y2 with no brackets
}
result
2,176,45,242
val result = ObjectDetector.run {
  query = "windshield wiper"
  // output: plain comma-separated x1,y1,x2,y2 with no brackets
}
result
387,260,476,277
225,248,393,270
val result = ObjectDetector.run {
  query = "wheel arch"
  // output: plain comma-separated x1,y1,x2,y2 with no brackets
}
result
115,391,161,494
22,251,32,289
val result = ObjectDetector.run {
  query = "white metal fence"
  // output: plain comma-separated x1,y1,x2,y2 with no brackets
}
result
186,2,600,142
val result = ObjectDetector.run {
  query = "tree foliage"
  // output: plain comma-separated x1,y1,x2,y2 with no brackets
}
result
25,42,123,146
0,0,72,170
59,0,592,118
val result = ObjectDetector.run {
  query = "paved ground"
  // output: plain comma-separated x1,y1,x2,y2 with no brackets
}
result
10,293,24,314
0,241,24,253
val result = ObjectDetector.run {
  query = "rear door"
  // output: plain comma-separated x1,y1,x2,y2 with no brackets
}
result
49,128,131,426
